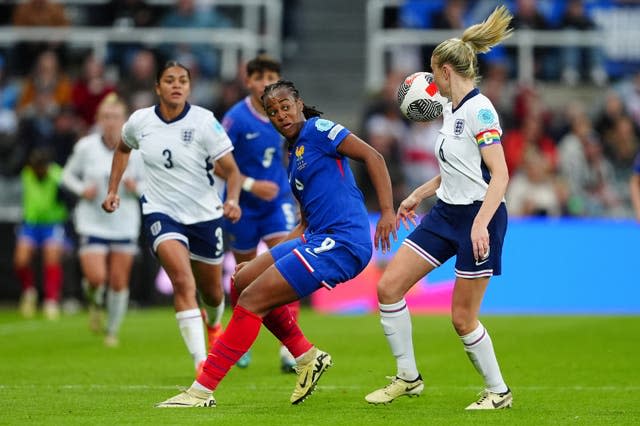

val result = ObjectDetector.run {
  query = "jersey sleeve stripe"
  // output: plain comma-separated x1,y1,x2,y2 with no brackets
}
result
475,129,501,147
210,144,234,162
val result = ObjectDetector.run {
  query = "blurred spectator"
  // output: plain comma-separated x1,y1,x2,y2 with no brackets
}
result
630,152,640,222
0,55,20,176
211,78,245,119
558,112,625,217
362,100,407,209
117,49,157,110
430,0,467,30
17,50,73,115
159,0,233,78
89,0,159,73
594,90,638,142
11,0,70,75
71,54,116,130
559,0,607,86
506,149,565,217
502,114,557,177
480,59,515,124
511,0,554,80
17,89,80,169
401,119,441,212
603,116,638,209
89,0,157,27
619,71,640,131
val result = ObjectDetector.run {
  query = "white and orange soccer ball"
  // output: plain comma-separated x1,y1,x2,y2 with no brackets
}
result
397,72,447,122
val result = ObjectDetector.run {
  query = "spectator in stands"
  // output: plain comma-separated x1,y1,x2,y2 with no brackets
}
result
619,71,640,132
511,0,554,80
71,54,116,131
14,147,68,320
89,0,157,27
595,90,638,143
502,114,557,177
211,78,245,119
89,0,159,73
363,100,407,208
559,0,608,86
401,119,441,213
506,149,565,217
480,58,514,124
159,0,233,78
17,50,72,115
0,55,20,176
11,0,70,75
558,112,624,217
117,49,157,110
630,152,640,222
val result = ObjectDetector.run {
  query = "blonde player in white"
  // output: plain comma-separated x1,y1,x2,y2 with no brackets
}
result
63,94,143,347
366,6,513,409
102,61,243,373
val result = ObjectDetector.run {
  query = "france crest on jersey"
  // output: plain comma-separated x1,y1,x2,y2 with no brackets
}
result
121,103,233,224
286,117,370,245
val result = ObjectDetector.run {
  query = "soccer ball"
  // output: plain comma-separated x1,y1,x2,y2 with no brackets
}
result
397,72,446,122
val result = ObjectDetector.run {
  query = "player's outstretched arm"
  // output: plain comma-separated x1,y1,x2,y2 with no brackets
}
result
102,139,131,213
337,134,396,253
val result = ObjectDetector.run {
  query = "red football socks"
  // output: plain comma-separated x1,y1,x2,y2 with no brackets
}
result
263,304,312,358
197,305,262,390
43,264,62,301
15,265,35,291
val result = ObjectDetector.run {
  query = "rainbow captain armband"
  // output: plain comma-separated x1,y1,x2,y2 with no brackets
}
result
475,129,501,147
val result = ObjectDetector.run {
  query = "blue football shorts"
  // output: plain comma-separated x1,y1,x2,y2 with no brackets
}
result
17,223,65,247
143,212,225,265
404,200,507,278
226,200,296,252
78,235,138,255
270,231,372,298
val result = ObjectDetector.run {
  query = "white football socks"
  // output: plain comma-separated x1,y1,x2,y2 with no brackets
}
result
176,308,207,367
379,299,420,381
460,322,508,394
201,296,225,328
105,288,129,337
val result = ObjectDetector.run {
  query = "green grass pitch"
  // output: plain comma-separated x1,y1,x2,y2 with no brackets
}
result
1,307,638,425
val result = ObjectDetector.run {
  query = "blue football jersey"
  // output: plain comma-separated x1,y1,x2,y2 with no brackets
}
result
287,117,370,245
222,97,291,212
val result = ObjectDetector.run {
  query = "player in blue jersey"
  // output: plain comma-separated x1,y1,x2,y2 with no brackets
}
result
157,79,397,408
631,152,640,222
365,6,513,410
221,55,299,372
102,61,243,374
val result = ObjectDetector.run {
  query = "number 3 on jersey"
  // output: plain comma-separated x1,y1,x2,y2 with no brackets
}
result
162,149,173,168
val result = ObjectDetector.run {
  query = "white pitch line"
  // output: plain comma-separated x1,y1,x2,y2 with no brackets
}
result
0,384,638,391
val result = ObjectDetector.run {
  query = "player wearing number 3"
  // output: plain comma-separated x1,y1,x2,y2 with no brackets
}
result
102,61,243,373
157,79,397,407
365,6,513,409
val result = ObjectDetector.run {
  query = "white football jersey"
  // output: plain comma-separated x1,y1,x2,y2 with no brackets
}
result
435,89,503,205
62,133,144,239
121,104,233,224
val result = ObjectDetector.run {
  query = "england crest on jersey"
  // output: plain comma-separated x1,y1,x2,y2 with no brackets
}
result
454,119,465,135
181,128,195,144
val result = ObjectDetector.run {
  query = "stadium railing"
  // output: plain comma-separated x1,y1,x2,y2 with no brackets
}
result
365,0,638,90
0,0,282,80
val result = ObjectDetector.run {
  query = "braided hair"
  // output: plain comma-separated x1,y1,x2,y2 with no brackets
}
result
262,80,323,119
